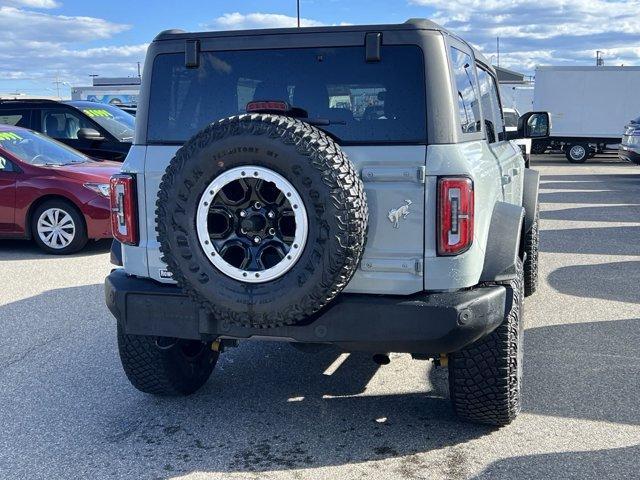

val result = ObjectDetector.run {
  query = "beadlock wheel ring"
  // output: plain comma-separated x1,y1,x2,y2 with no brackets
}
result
196,166,308,283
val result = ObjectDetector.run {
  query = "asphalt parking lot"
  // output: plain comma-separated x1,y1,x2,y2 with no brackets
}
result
1,154,638,480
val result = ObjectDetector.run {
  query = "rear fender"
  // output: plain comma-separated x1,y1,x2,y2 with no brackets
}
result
480,201,524,283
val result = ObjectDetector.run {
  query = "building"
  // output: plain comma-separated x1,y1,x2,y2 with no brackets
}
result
71,77,141,106
494,66,534,114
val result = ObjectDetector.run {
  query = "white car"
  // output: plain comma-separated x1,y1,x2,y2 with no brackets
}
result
504,107,532,167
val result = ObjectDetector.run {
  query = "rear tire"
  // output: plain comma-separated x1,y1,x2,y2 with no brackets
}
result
117,324,218,395
523,208,539,297
565,143,590,163
448,259,524,426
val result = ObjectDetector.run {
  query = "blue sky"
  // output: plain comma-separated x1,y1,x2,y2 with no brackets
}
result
1,0,639,97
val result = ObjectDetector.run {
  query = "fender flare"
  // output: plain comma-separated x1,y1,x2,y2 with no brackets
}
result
480,201,525,283
523,169,540,232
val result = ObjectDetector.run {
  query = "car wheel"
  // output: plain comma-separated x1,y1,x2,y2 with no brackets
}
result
448,259,524,427
117,323,218,395
565,143,590,163
31,199,88,254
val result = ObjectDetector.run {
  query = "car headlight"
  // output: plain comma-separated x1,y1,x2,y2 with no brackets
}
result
84,183,110,197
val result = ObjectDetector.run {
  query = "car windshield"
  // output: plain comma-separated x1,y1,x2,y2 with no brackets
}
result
0,129,90,166
503,110,519,128
147,46,427,144
77,103,135,142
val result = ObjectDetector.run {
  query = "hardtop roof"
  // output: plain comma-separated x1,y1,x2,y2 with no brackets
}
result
152,18,490,71
153,18,446,41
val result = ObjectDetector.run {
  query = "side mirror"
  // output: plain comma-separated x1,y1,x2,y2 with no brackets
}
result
517,111,551,139
77,128,105,142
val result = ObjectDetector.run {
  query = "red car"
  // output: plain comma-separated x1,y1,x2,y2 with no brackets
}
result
0,125,119,254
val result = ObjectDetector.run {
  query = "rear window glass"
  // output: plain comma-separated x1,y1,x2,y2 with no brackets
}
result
147,46,426,144
0,110,31,128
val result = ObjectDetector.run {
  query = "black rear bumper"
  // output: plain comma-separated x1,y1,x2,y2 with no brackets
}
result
105,269,508,354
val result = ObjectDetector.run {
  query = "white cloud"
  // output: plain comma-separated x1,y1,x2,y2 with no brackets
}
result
0,6,130,41
0,0,60,8
0,5,145,95
409,0,640,71
209,12,324,30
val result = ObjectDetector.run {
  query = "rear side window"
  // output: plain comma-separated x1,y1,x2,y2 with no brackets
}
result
450,47,480,135
147,46,427,144
0,109,31,128
476,67,505,143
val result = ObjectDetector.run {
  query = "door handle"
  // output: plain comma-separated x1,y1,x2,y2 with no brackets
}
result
502,175,512,185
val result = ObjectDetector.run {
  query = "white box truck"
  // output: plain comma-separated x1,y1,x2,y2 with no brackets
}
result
499,84,534,115
533,66,640,162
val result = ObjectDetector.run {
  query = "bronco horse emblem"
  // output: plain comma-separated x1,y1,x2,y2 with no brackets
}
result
388,199,412,228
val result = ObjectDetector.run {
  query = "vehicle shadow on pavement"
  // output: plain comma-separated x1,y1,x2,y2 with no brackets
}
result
541,204,640,223
471,444,640,479
547,261,640,304
524,318,640,425
539,189,639,204
537,168,640,206
0,284,491,478
540,226,640,256
0,238,112,260
1,286,639,478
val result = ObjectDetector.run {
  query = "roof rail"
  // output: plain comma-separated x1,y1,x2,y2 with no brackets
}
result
0,98,60,104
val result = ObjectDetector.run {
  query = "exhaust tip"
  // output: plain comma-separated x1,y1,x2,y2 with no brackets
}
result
372,353,391,365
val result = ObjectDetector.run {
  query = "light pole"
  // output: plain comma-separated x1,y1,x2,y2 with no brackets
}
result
297,0,300,27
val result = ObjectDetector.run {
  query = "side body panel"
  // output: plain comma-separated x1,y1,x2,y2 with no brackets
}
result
0,169,18,233
489,140,524,206
120,145,150,277
424,141,505,290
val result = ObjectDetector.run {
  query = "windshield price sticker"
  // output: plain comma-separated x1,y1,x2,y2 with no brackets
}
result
83,109,114,119
0,132,23,142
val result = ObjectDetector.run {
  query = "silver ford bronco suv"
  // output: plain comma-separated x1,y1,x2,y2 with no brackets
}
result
105,19,549,426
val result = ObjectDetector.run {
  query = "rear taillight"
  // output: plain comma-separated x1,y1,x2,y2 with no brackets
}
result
109,174,138,245
438,177,474,255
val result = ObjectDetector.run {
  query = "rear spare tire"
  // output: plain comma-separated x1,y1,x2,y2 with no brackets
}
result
156,114,368,328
